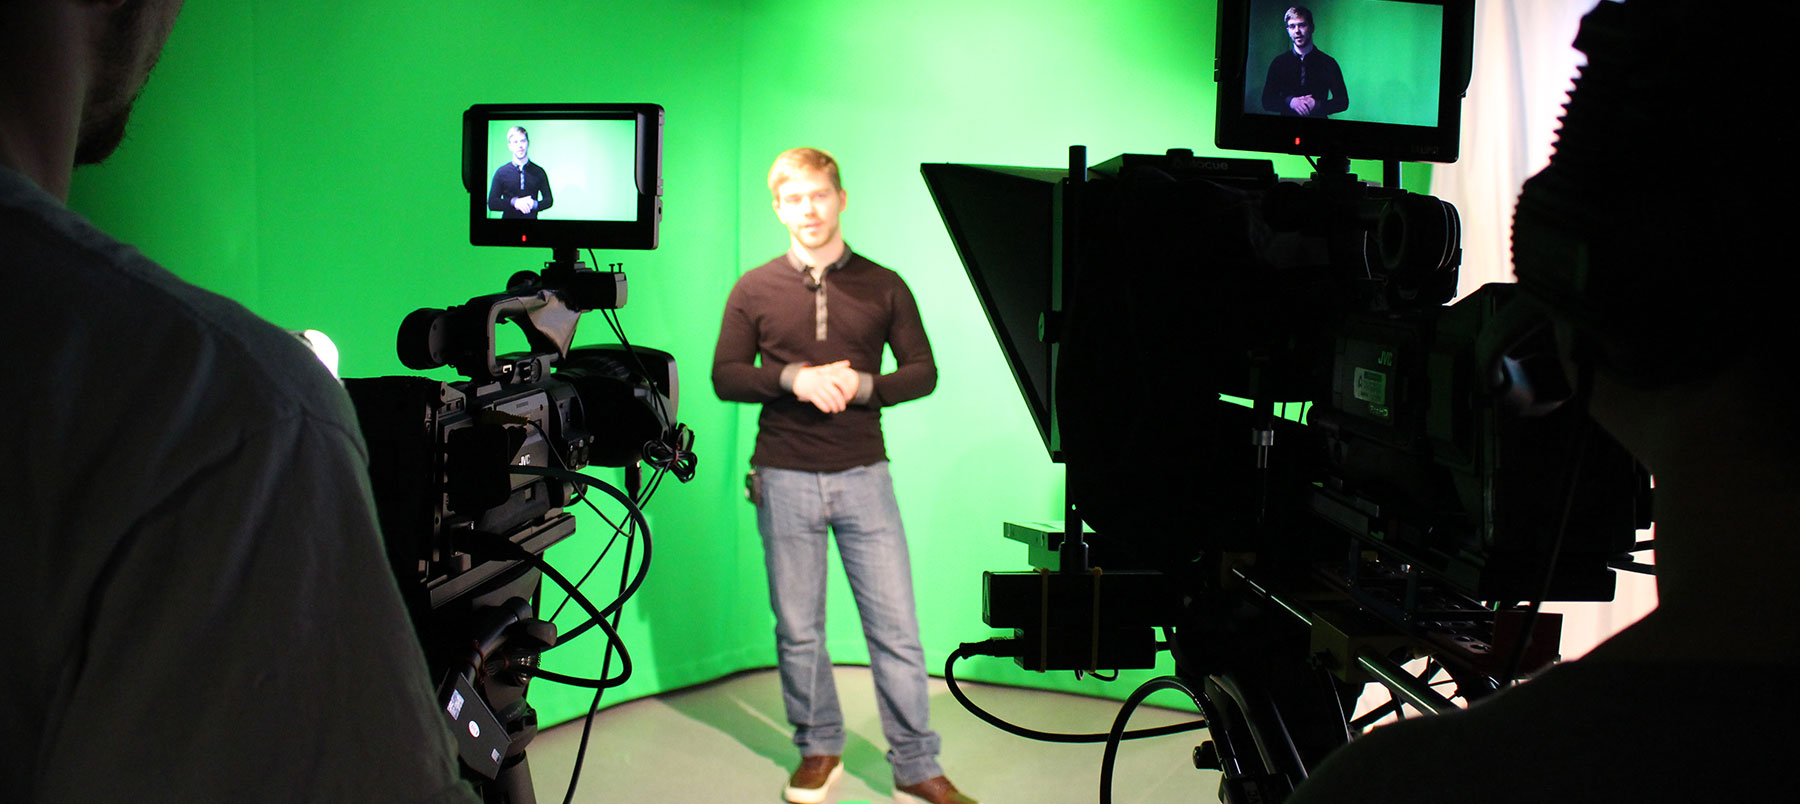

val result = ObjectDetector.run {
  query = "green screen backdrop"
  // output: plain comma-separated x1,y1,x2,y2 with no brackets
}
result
69,0,1434,738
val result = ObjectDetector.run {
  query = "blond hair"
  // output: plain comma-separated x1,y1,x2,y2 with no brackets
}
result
767,147,842,199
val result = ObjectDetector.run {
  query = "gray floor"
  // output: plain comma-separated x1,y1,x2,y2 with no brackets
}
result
524,665,1223,803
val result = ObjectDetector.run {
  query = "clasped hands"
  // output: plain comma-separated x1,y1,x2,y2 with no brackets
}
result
792,360,861,413
512,196,538,214
1288,94,1317,115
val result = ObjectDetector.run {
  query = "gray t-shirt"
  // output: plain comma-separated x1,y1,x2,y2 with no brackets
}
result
0,167,478,802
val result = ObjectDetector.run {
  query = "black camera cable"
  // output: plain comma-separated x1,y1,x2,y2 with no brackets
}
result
464,529,632,689
550,504,640,804
479,463,655,804
641,436,695,491
512,465,653,631
463,527,632,804
585,248,697,488
501,466,652,689
515,456,671,804
1098,675,1208,804
516,435,668,802
944,640,1207,744
512,441,645,804
949,641,1215,801
520,417,635,626
603,305,697,487
546,507,628,622
544,475,637,625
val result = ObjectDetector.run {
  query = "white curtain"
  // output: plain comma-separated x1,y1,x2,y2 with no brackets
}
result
1433,0,1656,661
1436,0,1593,295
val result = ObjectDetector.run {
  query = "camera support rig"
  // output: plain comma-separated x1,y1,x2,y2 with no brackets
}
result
348,250,680,804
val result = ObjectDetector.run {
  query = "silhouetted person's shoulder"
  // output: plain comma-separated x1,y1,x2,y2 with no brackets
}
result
1290,657,1800,803
0,166,479,803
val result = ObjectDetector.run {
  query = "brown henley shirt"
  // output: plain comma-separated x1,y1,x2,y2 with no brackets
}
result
711,251,936,472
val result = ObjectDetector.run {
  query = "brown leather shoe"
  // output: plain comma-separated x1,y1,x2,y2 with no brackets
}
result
894,775,979,804
783,755,843,804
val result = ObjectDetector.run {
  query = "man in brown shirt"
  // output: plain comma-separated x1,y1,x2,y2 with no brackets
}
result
712,148,974,804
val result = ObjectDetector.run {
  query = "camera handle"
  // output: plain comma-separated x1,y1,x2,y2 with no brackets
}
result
400,254,628,383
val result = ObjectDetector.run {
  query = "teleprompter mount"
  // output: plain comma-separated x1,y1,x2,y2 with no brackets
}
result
923,145,1646,801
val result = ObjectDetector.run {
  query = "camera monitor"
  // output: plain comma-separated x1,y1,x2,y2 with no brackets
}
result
462,103,664,251
1214,0,1472,163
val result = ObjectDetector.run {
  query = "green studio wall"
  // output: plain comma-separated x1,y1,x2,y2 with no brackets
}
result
69,0,1431,732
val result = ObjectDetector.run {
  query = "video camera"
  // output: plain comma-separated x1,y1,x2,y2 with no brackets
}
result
345,103,692,804
923,2,1649,801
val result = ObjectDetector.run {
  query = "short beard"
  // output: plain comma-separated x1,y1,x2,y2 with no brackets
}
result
74,107,134,166
793,223,839,250
75,3,153,166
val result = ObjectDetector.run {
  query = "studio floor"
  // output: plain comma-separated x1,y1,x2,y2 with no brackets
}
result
524,665,1223,803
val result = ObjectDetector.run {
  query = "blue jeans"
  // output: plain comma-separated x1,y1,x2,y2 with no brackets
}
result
755,462,943,786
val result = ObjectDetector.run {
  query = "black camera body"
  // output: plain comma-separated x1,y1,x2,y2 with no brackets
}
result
348,263,680,612
347,363,586,615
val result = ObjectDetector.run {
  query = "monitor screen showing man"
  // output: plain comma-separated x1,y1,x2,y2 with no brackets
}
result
1236,0,1447,129
481,117,638,222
